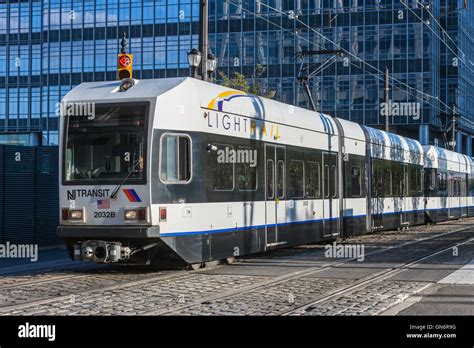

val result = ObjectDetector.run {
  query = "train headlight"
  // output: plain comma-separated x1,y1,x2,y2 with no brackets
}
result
62,208,85,222
69,209,84,221
119,78,135,92
124,207,148,222
124,210,138,220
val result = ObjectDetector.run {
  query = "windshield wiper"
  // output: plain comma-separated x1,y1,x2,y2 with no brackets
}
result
110,159,141,199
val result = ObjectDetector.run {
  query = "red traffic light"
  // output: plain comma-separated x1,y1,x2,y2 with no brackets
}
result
118,53,133,80
118,55,131,68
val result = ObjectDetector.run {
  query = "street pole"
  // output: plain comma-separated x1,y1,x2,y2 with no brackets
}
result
384,66,390,132
451,104,457,151
199,0,208,81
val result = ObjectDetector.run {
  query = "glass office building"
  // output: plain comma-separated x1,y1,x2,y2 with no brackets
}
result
1,0,473,154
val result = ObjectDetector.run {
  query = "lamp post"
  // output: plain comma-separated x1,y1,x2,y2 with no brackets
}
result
199,0,209,81
187,48,202,78
206,53,217,81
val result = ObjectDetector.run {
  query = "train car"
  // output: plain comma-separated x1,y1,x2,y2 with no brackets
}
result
364,127,425,231
333,118,368,236
423,146,469,222
58,77,353,266
57,77,470,266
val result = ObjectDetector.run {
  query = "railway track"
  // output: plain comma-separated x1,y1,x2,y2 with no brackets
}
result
0,270,189,312
282,236,474,316
144,223,474,315
0,219,473,315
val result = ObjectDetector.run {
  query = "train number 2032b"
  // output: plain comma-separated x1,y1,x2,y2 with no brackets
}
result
94,211,116,218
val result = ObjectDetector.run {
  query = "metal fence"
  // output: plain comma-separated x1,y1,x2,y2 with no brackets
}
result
0,145,59,246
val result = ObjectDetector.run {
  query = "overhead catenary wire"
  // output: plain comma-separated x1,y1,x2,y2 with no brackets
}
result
225,0,474,128
225,0,451,118
414,0,466,61
259,0,456,115
258,0,474,128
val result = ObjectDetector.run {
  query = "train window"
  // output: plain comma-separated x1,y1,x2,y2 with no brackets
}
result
351,166,361,197
277,160,285,199
331,165,337,198
462,175,468,196
372,160,383,197
383,169,392,196
439,172,447,192
324,165,330,198
159,134,192,183
409,165,422,194
209,144,234,191
289,160,304,198
266,160,275,199
419,169,424,193
64,103,147,183
430,169,436,190
351,167,362,197
306,161,320,198
404,169,409,197
236,147,257,191
392,165,402,197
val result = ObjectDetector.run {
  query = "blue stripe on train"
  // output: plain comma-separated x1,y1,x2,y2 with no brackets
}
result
161,206,474,237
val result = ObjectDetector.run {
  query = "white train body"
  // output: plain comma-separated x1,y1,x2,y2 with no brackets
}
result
57,78,473,265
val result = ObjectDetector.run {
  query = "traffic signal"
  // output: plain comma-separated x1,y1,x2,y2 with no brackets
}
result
118,53,133,80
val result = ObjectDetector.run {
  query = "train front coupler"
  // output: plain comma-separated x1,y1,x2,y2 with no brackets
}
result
74,240,132,263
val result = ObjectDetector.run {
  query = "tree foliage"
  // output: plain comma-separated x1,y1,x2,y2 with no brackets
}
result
217,64,276,99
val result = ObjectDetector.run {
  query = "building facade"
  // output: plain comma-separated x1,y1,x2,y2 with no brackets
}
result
1,0,473,154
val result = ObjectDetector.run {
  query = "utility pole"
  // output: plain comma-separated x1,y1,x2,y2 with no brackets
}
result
451,104,458,151
384,66,390,132
199,0,208,81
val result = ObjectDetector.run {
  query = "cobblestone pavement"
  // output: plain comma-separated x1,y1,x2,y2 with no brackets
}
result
0,219,473,316
300,281,430,316
172,277,352,315
0,270,179,307
0,273,266,315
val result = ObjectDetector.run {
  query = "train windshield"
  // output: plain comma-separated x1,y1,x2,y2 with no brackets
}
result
64,103,148,183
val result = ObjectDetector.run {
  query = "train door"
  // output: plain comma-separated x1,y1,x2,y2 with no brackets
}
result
264,144,287,248
448,172,454,218
371,159,383,230
461,174,468,217
401,164,409,225
322,152,339,237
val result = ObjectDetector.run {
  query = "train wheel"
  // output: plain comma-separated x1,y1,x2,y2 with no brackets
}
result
188,263,203,271
222,257,235,264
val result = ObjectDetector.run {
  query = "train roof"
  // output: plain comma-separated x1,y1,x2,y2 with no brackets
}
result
423,145,470,172
363,126,424,164
62,78,188,102
62,77,341,139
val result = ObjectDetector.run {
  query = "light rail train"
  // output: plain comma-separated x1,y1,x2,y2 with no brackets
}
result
57,77,473,266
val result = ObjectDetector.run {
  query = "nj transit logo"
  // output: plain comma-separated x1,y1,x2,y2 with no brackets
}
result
123,189,142,202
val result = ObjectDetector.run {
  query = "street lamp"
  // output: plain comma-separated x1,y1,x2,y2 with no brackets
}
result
187,48,202,78
206,53,217,81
